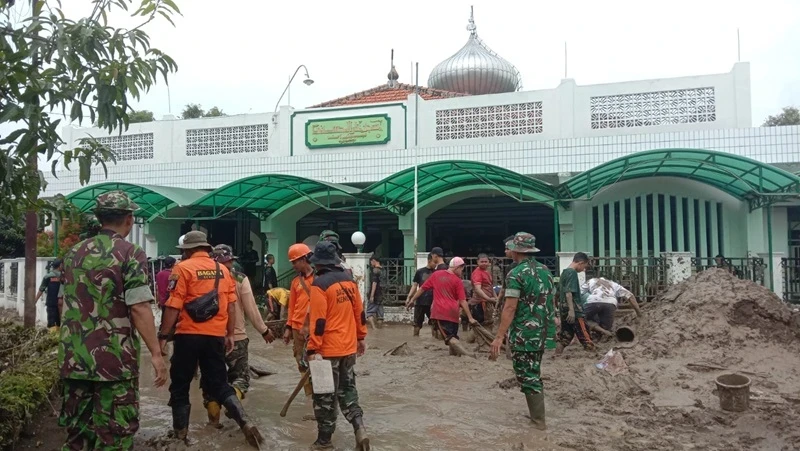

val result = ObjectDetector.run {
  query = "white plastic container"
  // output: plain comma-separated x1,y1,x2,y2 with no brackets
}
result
309,359,335,394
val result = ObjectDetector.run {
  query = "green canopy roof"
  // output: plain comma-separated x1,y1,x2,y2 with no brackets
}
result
558,149,800,209
66,182,207,218
361,160,558,214
190,174,361,218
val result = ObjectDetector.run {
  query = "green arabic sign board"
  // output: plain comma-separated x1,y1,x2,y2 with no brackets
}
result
305,114,391,149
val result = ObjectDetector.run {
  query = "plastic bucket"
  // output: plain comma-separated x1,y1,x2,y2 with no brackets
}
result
715,373,751,412
309,359,335,394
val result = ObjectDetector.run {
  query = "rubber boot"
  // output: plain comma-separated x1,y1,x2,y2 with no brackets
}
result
311,431,333,450
171,405,191,441
206,401,221,428
221,394,264,448
352,416,371,451
448,338,475,358
413,326,421,337
367,316,378,329
525,393,547,431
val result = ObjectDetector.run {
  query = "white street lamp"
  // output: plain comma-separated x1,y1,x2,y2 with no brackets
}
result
351,231,366,254
272,64,314,124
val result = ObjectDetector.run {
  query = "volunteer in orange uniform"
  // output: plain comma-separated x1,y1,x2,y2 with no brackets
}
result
158,231,263,448
307,241,369,451
283,243,315,396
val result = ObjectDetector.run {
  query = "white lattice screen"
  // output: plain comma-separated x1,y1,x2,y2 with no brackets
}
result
590,87,716,129
186,124,268,156
95,133,154,161
435,102,544,141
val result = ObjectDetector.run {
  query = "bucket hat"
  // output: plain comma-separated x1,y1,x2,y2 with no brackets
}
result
319,229,343,250
506,232,541,253
213,244,237,262
176,231,212,250
310,241,342,266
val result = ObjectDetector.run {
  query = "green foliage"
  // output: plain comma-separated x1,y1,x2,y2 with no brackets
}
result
0,0,181,220
763,106,800,127
0,215,25,258
128,109,155,123
0,322,60,449
181,103,225,119
181,103,203,119
204,106,225,117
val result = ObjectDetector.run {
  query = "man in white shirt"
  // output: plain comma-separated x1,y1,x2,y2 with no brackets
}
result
581,277,642,339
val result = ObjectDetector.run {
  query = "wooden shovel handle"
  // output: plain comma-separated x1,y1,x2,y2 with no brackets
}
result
280,371,311,417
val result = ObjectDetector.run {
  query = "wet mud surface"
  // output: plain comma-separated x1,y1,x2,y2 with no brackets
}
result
14,270,800,450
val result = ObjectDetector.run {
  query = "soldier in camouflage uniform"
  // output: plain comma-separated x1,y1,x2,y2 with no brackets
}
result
58,191,167,450
202,244,275,427
307,241,370,450
490,232,555,431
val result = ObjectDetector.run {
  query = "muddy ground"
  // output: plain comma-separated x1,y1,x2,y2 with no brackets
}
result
12,269,800,450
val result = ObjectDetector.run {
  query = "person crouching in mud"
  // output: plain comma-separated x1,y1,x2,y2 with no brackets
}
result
407,256,478,356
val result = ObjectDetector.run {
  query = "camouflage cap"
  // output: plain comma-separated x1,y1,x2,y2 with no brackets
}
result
212,244,237,263
506,232,540,253
319,229,342,250
94,190,139,212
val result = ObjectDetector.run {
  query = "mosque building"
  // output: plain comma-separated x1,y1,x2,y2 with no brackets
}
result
39,9,800,302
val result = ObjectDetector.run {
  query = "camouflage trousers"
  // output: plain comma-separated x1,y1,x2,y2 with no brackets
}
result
59,378,139,451
511,351,544,395
312,354,364,434
201,338,250,405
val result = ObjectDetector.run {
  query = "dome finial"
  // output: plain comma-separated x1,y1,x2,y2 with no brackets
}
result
388,48,399,87
467,5,477,36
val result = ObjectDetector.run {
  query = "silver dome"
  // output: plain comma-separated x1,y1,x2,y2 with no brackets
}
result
428,8,522,95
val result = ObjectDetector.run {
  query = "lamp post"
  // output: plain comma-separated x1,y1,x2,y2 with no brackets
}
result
351,231,366,254
272,64,314,123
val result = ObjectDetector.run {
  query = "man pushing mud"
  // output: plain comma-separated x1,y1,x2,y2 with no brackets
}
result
490,232,556,430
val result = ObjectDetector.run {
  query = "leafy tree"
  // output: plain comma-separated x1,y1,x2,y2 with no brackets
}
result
181,103,225,119
763,106,800,127
0,215,25,258
204,106,225,117
0,0,181,327
181,103,203,119
129,109,155,123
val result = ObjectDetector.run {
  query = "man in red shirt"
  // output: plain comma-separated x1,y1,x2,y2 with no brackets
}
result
469,253,498,326
408,256,478,357
155,256,176,309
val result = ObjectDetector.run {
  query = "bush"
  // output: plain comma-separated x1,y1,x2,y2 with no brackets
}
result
0,322,60,449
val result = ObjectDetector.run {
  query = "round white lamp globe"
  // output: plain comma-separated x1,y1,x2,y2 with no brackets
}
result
351,231,366,247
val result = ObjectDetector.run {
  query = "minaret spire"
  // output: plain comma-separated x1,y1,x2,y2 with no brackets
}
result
387,48,399,88
467,5,477,37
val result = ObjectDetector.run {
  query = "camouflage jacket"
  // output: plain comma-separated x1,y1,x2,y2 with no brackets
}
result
504,257,556,353
59,229,155,381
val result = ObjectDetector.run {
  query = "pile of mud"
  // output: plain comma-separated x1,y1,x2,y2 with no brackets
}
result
639,268,800,358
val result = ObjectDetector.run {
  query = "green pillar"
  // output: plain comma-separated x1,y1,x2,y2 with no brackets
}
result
767,204,774,291
553,204,560,253
53,217,60,257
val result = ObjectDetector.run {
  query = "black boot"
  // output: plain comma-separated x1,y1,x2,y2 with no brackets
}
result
171,405,191,441
311,431,333,450
352,416,370,451
221,394,263,448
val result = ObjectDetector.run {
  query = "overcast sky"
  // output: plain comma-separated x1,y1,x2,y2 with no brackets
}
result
14,0,800,130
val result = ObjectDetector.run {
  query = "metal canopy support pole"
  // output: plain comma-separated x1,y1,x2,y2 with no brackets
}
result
767,204,774,291
53,217,59,257
553,204,560,253
413,62,420,257
358,208,363,232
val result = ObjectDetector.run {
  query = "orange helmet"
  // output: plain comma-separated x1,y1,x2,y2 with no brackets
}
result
288,243,312,262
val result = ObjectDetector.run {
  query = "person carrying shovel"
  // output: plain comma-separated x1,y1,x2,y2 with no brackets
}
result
408,256,479,356
490,232,556,431
306,240,370,450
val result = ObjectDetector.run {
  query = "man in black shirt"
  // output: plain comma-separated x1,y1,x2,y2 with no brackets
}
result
240,240,259,282
405,253,446,337
262,254,280,319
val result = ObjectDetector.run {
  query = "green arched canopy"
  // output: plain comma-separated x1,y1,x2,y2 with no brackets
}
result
66,182,207,218
361,160,558,215
190,174,362,218
558,149,800,210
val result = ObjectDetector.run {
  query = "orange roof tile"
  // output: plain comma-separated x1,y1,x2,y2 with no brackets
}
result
310,83,468,108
